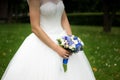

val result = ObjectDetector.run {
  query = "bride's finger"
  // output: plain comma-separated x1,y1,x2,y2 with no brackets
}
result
64,54,69,58
64,55,69,59
69,53,72,55
65,53,69,57
67,52,72,56
66,51,71,55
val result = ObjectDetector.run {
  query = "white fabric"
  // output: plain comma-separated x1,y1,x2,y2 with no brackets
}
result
1,1,96,80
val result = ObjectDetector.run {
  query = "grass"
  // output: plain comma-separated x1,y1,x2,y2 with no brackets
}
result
0,23,120,80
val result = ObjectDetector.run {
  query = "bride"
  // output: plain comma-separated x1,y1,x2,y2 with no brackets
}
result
1,0,96,80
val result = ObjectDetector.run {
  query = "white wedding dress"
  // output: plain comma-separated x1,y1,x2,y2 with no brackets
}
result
1,0,96,80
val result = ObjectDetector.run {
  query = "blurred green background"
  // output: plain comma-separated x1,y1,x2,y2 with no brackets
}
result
0,0,120,80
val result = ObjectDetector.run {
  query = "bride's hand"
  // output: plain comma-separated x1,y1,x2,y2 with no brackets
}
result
55,45,71,58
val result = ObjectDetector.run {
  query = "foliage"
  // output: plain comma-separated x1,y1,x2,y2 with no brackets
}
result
67,13,120,26
10,12,120,26
7,0,120,14
64,0,102,12
64,0,120,13
0,24,120,80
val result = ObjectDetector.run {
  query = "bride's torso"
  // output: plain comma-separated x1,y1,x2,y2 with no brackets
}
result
28,0,65,35
40,0,65,34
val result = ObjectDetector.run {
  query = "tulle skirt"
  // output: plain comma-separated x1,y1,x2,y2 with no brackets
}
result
1,32,96,80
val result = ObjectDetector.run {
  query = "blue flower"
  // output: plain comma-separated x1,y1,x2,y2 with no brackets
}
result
75,43,82,52
73,36,78,40
68,40,73,46
64,36,68,40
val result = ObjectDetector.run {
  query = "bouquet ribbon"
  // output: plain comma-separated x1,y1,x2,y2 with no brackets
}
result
63,58,68,72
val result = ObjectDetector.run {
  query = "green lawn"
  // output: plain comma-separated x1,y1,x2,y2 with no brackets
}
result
0,23,120,80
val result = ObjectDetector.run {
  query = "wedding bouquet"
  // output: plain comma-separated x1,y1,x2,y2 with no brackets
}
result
57,35,84,72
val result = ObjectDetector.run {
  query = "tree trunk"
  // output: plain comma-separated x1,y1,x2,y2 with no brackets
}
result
103,1,112,32
103,9,111,32
0,0,8,22
7,0,14,23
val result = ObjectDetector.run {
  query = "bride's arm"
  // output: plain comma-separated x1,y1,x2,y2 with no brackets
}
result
61,11,72,35
28,0,70,58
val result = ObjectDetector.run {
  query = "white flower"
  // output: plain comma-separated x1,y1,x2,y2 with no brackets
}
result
61,42,65,46
65,44,69,48
70,35,74,39
69,45,73,50
81,41,84,46
73,40,78,44
78,37,84,46
71,44,76,48
65,40,68,43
